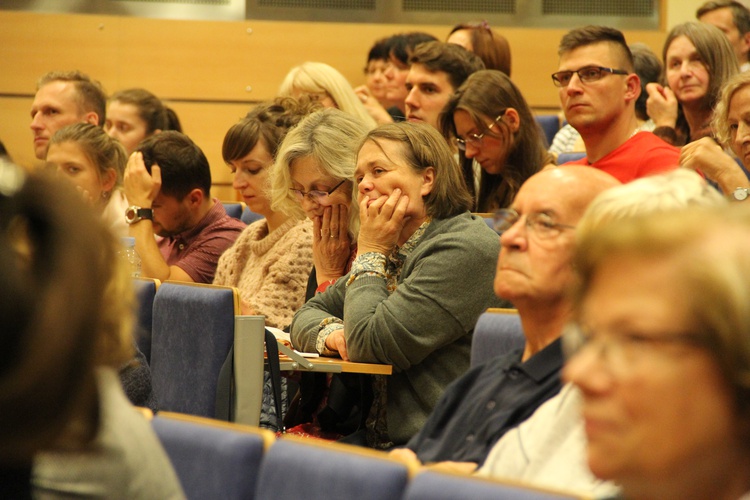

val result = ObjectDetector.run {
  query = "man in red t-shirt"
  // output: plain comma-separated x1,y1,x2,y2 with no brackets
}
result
553,26,679,182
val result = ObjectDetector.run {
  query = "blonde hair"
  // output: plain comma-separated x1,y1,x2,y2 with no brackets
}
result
269,108,370,239
50,123,128,188
574,205,750,419
577,169,726,241
278,62,377,129
713,71,750,147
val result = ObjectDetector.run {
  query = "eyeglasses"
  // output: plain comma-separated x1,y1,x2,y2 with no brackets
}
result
455,110,506,151
289,179,346,203
563,322,706,373
551,66,629,88
493,208,575,239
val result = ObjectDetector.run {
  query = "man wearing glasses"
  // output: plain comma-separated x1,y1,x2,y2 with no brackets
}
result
389,166,619,472
553,26,679,182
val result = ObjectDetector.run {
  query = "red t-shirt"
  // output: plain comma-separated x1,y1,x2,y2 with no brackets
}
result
563,132,680,182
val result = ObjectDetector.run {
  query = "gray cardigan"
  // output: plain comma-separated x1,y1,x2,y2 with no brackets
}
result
291,211,507,444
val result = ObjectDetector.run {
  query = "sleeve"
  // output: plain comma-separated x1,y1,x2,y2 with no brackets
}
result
243,224,314,329
343,226,500,370
290,276,347,353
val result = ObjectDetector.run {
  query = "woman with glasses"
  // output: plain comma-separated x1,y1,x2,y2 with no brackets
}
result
213,97,318,331
291,122,505,448
647,22,738,146
564,205,750,500
441,70,553,213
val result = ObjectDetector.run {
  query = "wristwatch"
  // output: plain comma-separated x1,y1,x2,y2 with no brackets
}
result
732,187,749,202
125,205,153,224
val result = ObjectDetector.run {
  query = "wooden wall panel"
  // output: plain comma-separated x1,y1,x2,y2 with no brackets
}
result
0,10,667,191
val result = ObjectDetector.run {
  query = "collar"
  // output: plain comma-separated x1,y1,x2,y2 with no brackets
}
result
510,337,563,383
391,218,431,264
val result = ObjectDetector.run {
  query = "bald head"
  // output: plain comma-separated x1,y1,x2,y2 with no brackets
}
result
494,165,620,308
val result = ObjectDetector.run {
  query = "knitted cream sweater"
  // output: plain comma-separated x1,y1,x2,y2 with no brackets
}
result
214,217,313,329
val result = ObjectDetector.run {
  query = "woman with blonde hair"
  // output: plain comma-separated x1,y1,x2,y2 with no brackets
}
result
47,123,129,238
279,62,377,129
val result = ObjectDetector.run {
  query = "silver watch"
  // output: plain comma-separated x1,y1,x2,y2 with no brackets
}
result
732,187,749,202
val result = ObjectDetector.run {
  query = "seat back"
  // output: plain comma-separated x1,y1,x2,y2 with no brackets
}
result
222,201,246,220
556,152,586,164
534,114,561,148
132,278,160,363
150,282,239,416
255,437,412,500
471,309,525,368
241,206,264,225
153,412,273,500
404,470,589,500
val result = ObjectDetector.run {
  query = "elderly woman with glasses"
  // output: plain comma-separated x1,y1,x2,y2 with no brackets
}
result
441,70,554,213
291,121,505,448
563,205,750,500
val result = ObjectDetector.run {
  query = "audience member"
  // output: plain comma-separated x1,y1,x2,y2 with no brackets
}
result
270,109,371,437
214,98,317,328
278,61,377,129
682,68,750,195
447,20,512,76
0,161,182,498
381,32,439,121
697,0,750,72
564,205,750,500
549,43,661,155
440,69,553,212
214,98,318,431
405,41,484,131
553,26,679,181
0,161,99,496
124,131,245,283
477,169,725,497
648,22,738,146
354,37,393,114
30,70,106,160
291,122,505,448
389,166,619,472
106,88,181,155
47,123,130,238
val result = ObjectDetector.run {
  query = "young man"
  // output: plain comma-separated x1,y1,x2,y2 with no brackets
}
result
124,131,245,284
554,26,679,181
30,70,106,160
404,41,484,130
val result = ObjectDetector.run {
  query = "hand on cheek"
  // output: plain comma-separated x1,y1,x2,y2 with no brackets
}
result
357,188,409,255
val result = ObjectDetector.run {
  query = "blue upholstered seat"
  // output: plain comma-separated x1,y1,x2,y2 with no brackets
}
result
556,152,587,164
471,310,525,368
241,206,264,225
222,201,245,220
255,437,410,500
404,470,586,500
150,282,239,417
132,278,159,363
535,114,561,148
153,413,271,500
